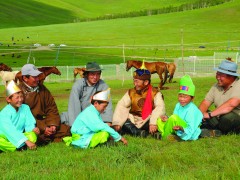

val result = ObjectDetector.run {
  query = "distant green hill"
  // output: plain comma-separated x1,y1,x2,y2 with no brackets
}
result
0,0,239,67
0,0,230,28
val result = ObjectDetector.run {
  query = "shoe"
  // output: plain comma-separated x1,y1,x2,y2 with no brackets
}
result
17,145,27,151
167,134,181,142
139,130,148,138
152,132,162,140
200,128,222,138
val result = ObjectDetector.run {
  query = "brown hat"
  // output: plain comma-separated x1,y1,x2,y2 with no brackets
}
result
133,69,151,80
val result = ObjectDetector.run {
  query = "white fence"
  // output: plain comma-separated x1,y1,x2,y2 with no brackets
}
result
1,52,240,85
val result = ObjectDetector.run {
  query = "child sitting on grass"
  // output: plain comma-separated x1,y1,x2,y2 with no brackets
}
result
0,80,40,152
63,88,128,148
157,75,203,141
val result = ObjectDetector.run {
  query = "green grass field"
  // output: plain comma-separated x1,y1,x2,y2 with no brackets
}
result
0,0,239,67
1,77,240,179
1,0,240,178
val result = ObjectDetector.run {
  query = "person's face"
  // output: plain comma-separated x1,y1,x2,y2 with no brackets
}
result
133,78,148,91
94,101,108,113
6,92,24,109
215,72,234,90
178,93,193,106
23,75,39,87
87,71,101,85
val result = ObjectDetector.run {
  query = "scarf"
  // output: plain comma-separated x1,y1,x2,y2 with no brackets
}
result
142,85,153,120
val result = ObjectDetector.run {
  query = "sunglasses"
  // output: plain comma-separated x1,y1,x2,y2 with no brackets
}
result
135,69,151,76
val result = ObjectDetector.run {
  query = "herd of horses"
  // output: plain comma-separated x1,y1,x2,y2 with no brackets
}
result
0,60,176,89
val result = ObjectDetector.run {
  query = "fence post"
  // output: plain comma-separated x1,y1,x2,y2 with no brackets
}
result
213,52,216,68
67,66,69,81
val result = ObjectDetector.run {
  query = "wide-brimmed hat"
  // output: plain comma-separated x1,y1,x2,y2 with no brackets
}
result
179,75,195,96
213,60,240,76
85,62,102,72
22,64,42,76
6,80,21,97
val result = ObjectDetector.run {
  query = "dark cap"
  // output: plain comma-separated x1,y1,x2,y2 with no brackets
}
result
133,69,151,80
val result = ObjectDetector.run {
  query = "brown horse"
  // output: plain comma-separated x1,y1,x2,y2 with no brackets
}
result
73,67,86,81
0,63,12,71
126,60,168,89
166,62,177,83
15,66,61,84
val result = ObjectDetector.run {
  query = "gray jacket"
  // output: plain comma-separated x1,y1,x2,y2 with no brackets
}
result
61,78,113,126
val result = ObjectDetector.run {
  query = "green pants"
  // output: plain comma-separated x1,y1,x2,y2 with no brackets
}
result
89,131,109,148
157,114,187,140
0,131,37,152
63,131,110,148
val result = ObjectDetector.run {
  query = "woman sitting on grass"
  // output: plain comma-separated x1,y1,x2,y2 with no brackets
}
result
63,89,128,148
0,80,40,152
157,75,203,141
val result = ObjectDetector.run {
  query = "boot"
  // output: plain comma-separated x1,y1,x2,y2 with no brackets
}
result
122,119,147,138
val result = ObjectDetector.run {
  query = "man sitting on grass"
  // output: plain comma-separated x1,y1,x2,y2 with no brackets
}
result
63,89,127,148
199,60,240,137
157,75,203,141
0,80,39,152
112,63,165,138
18,64,71,145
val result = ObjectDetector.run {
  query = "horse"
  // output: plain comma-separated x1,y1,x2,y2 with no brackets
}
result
15,66,61,84
73,67,86,81
126,60,168,89
0,71,19,86
166,62,177,83
0,63,12,71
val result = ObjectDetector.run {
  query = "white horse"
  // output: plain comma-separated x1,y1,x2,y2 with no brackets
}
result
0,71,19,86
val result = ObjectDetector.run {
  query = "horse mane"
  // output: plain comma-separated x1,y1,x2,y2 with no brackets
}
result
38,66,55,71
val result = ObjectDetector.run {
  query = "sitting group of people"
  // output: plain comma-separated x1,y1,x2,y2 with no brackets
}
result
1,59,240,152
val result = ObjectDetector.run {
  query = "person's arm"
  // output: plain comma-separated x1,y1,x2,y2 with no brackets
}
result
149,92,166,134
42,86,60,128
112,92,131,127
67,80,84,126
210,98,240,117
199,99,212,119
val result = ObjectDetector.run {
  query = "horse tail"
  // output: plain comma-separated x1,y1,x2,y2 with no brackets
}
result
162,64,168,86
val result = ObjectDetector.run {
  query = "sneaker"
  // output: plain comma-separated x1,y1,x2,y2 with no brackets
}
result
200,128,222,138
167,134,181,142
152,132,162,140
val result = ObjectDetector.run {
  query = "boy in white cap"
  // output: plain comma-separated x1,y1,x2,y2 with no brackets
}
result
157,75,203,141
63,88,128,148
0,80,39,152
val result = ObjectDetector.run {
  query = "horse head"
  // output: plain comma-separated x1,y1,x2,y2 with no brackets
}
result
126,60,133,71
52,66,61,75
0,63,12,71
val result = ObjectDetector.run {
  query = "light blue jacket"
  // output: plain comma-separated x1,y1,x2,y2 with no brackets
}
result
0,104,36,148
71,105,121,148
174,102,203,140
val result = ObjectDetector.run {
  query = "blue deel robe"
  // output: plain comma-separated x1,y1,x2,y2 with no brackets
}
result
173,102,203,140
71,105,121,148
0,104,36,148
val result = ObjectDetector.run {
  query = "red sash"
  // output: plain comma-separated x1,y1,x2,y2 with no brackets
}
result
142,85,152,120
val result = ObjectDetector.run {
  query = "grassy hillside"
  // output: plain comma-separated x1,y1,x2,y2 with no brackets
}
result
0,0,239,67
0,0,193,28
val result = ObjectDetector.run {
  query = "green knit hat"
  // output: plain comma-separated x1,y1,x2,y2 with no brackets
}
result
179,75,195,96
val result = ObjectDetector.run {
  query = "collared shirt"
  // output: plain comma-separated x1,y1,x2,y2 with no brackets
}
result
23,82,39,92
205,78,240,115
